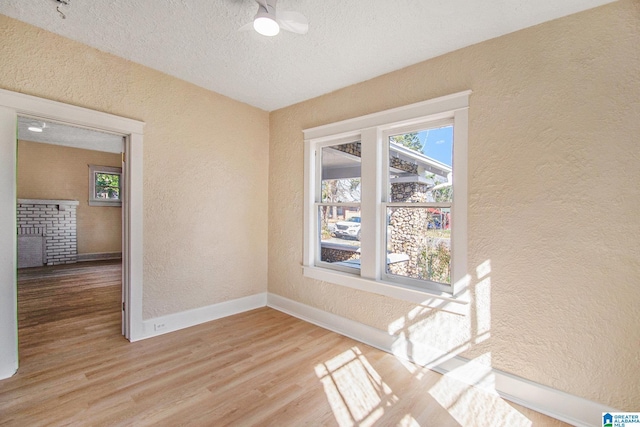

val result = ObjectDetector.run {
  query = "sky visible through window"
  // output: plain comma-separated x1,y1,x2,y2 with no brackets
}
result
417,125,453,167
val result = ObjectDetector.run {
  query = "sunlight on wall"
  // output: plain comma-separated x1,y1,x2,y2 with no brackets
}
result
388,261,492,369
315,347,397,427
475,259,492,344
428,354,532,427
388,299,471,368
476,259,491,279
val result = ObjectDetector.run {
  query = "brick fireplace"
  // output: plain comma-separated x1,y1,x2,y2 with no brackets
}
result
17,199,79,267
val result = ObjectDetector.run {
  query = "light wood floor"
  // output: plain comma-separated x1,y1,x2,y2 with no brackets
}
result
0,261,567,426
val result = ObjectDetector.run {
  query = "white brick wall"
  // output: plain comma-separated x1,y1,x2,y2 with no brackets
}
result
17,199,79,266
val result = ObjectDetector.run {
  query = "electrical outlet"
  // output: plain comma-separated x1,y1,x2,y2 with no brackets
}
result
154,323,166,331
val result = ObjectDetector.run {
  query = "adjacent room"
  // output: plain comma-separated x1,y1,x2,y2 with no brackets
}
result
15,118,125,338
0,0,638,425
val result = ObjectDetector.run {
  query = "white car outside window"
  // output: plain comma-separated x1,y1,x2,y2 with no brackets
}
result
333,217,361,241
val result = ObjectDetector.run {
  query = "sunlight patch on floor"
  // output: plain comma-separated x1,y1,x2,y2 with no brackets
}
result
315,347,398,427
398,413,421,427
396,356,420,376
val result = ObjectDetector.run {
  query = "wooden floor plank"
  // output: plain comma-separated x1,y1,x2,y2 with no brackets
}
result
0,260,568,426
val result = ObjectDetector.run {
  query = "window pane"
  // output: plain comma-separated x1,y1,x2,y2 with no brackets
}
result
96,173,120,188
95,185,120,199
318,206,361,270
388,126,453,203
321,143,362,203
94,172,121,200
386,206,451,285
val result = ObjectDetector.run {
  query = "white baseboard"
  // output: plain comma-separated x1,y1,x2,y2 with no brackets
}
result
267,292,395,352
267,293,616,427
77,252,122,262
139,292,267,340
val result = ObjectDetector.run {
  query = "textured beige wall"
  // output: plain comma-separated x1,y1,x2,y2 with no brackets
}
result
17,140,122,254
269,0,640,410
1,15,269,318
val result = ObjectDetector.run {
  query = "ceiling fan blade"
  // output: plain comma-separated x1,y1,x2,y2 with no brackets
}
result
276,10,308,34
238,21,254,32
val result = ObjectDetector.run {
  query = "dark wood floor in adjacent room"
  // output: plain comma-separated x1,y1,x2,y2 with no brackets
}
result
0,260,566,426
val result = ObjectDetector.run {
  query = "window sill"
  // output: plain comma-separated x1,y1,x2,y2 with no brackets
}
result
89,200,122,207
302,265,468,312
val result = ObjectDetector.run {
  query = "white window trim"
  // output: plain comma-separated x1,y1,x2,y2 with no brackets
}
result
303,91,471,303
89,164,122,207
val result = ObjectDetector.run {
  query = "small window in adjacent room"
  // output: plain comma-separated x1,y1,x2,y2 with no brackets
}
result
89,164,122,207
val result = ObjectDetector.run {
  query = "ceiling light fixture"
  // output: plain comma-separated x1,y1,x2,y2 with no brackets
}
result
239,0,307,37
28,122,45,133
253,11,279,36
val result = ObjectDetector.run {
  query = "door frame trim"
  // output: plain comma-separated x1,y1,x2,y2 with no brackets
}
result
0,88,145,378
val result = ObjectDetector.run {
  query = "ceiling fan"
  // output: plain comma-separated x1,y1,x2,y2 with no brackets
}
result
240,0,308,37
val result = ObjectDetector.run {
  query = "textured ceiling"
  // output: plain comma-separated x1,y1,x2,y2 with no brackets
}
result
1,0,616,111
17,116,124,153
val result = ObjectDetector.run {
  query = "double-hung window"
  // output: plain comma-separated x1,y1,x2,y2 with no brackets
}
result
303,91,470,299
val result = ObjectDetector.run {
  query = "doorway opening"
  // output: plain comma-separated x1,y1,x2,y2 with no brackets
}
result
0,88,144,379
16,116,125,340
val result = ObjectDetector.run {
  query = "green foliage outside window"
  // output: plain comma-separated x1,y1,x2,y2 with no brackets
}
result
95,173,120,199
432,186,452,203
419,242,451,285
390,132,422,152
